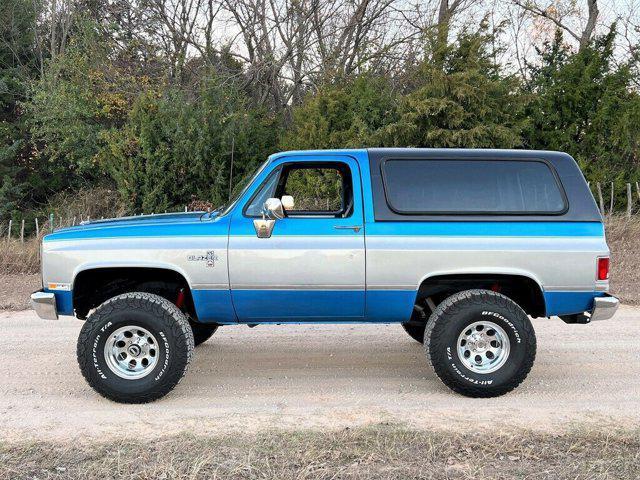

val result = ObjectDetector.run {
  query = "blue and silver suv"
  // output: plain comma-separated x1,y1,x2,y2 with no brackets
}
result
31,149,619,402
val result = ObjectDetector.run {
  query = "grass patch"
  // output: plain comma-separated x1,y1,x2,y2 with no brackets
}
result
606,216,640,305
0,238,41,275
1,425,639,479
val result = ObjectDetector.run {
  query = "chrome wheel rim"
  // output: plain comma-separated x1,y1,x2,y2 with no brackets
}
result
104,326,158,380
456,321,510,374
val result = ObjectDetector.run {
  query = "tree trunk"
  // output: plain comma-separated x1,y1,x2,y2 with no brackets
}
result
579,0,599,51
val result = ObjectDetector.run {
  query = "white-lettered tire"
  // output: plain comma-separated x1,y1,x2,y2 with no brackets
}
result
77,292,195,404
425,289,536,398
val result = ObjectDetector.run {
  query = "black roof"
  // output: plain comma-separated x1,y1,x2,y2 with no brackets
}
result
367,148,602,222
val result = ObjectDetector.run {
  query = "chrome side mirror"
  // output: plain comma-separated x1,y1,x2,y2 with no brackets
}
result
281,195,295,211
253,197,283,238
264,198,284,220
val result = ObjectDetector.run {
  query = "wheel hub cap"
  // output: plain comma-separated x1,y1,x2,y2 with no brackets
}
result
456,320,510,374
128,344,141,356
104,326,158,380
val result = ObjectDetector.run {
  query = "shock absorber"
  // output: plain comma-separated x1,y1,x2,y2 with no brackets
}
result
175,288,186,309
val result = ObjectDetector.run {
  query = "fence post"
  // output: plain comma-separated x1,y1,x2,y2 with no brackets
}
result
7,219,11,241
627,183,633,218
49,213,54,232
35,218,39,237
609,182,614,216
72,216,76,226
20,219,25,243
596,183,605,215
636,182,640,202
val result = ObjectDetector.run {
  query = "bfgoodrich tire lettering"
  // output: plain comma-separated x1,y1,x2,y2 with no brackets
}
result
425,289,536,398
77,292,195,403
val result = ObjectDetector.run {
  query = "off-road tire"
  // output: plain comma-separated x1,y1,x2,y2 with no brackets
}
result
402,323,425,344
425,289,536,398
77,292,195,403
190,321,218,346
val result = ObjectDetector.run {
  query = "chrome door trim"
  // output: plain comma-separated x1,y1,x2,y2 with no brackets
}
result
334,225,363,232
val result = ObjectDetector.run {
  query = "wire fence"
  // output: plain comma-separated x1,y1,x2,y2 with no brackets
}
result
0,207,194,243
589,182,640,218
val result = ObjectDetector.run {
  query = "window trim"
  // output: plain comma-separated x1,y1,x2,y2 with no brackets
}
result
242,166,283,218
242,161,354,219
379,157,569,216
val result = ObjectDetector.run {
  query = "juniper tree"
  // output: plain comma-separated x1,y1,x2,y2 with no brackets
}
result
378,28,526,149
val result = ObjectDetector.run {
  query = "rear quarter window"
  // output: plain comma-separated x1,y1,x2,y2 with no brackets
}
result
381,159,567,215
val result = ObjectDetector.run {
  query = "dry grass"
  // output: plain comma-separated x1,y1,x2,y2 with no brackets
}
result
1,425,638,479
605,216,640,304
0,237,42,275
44,187,126,225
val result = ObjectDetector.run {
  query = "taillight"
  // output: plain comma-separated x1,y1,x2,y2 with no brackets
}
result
597,257,610,281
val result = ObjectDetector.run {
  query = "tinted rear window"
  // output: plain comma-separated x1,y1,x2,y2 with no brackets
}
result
382,159,567,215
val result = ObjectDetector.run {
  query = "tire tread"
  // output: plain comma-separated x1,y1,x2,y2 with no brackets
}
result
424,289,536,398
77,292,195,403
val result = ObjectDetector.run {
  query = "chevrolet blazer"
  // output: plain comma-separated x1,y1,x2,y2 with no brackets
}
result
31,148,619,403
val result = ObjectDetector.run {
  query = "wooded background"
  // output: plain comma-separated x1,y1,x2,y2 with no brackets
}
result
2,0,640,230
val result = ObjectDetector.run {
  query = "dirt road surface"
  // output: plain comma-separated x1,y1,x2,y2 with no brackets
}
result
1,307,639,442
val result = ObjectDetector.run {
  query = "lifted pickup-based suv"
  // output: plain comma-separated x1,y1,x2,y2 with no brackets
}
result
32,149,618,403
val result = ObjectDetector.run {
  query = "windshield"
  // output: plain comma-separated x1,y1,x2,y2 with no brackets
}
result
219,159,271,216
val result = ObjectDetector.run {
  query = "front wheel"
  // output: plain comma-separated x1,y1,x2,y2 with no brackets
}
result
77,292,195,403
425,289,536,398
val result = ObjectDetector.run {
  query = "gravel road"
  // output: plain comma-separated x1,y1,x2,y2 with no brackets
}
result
1,307,639,441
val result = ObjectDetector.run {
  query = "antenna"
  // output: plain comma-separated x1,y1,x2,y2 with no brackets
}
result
228,136,235,201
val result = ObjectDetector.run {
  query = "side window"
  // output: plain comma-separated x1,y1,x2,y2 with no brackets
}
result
382,159,567,215
244,167,281,217
243,162,354,218
282,165,352,218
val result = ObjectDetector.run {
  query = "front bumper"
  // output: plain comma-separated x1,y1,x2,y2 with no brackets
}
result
31,291,59,320
589,294,619,321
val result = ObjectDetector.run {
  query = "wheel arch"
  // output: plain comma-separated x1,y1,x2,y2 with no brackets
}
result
72,266,196,320
415,271,546,318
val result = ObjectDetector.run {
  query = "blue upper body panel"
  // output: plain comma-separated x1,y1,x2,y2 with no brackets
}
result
45,211,228,241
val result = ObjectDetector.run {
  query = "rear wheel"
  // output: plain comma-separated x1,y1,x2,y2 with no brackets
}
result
77,292,194,403
425,289,536,398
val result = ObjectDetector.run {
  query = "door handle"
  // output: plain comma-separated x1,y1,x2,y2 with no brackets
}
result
334,225,362,233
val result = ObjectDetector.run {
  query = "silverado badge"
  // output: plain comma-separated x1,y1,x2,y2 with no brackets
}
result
188,251,218,267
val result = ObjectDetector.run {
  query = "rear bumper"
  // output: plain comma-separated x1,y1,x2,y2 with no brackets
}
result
31,291,59,320
590,294,619,321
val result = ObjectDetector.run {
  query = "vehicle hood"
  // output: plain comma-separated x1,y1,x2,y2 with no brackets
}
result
44,211,228,242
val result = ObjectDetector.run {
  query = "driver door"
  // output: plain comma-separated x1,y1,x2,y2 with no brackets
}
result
228,155,365,322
